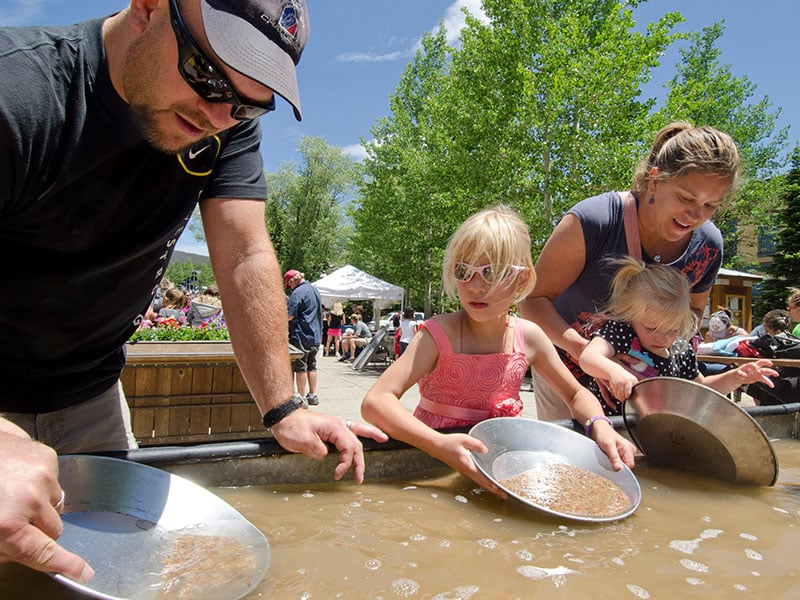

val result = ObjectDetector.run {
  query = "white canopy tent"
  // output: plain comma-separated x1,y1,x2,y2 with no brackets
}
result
311,265,404,326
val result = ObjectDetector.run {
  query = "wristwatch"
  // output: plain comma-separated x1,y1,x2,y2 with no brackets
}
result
262,393,308,429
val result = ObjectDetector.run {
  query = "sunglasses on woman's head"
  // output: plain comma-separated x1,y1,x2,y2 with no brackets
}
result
168,0,275,121
454,263,527,284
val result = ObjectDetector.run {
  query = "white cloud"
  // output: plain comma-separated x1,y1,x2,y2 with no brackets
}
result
336,1,488,63
335,51,406,63
440,0,489,45
341,143,368,162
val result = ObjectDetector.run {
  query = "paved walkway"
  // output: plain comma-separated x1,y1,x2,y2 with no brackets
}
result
306,349,754,425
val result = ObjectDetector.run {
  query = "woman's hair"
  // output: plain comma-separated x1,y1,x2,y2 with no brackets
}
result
442,205,536,303
162,287,189,309
193,294,222,307
631,122,740,197
332,302,344,316
402,306,416,319
602,257,697,342
787,288,800,309
762,309,791,335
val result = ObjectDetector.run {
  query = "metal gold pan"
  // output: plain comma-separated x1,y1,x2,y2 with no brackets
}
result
623,377,779,486
469,417,641,522
53,455,270,600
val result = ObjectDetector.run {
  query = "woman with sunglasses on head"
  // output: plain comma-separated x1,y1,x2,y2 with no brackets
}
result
361,206,636,498
519,122,741,421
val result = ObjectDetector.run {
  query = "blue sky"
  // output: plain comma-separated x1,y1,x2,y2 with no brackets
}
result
3,0,797,256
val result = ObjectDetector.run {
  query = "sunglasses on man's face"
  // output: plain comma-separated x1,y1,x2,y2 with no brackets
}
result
454,263,527,284
168,0,275,121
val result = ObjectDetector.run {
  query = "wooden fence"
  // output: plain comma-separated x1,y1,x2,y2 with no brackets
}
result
121,342,283,446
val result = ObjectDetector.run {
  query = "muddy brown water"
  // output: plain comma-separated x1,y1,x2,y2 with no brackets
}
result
3,440,800,599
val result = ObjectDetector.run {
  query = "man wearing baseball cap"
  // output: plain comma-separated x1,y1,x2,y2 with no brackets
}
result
284,269,323,405
0,0,386,580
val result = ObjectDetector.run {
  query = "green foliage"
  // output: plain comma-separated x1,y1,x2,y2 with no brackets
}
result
757,146,800,318
129,322,230,342
351,1,682,314
657,22,789,237
265,136,357,280
165,260,215,291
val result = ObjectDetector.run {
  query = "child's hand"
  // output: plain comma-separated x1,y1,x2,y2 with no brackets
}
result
591,425,637,471
734,360,779,387
606,368,640,401
433,433,508,499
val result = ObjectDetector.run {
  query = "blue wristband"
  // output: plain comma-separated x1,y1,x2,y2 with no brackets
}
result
584,415,613,436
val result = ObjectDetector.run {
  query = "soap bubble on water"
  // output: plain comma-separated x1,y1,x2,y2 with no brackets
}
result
516,549,533,562
733,583,748,592
409,533,427,542
679,558,709,573
744,548,763,561
365,559,382,571
669,539,700,555
625,584,651,598
699,529,723,540
454,495,468,504
477,538,498,550
686,577,705,586
439,539,451,549
431,585,479,599
391,577,420,597
612,557,626,566
302,492,314,499
739,533,757,541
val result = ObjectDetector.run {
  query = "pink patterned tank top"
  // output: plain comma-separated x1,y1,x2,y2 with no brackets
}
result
413,317,528,428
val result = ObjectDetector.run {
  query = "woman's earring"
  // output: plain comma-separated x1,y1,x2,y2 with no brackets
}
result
648,196,655,205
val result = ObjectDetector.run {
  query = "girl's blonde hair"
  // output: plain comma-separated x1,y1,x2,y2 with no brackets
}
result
442,205,536,304
332,302,344,316
603,257,697,342
631,121,740,197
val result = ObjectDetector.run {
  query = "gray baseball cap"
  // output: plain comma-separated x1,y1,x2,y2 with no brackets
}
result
200,0,309,121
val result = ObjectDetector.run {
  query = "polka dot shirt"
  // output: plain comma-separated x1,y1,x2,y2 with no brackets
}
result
587,320,699,415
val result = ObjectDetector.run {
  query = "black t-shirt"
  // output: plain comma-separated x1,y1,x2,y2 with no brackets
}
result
0,18,267,411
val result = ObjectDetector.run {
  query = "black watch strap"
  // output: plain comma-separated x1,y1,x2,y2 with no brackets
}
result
262,393,308,429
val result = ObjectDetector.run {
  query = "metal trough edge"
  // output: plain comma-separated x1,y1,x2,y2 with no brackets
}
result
96,404,800,487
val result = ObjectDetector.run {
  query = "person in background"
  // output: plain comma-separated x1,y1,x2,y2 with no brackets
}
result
325,302,345,357
339,314,372,362
0,0,386,580
703,307,748,342
519,122,740,421
285,269,323,405
397,307,419,357
361,206,636,497
321,305,330,355
786,289,800,337
578,257,777,412
186,290,223,327
157,287,190,322
750,309,792,338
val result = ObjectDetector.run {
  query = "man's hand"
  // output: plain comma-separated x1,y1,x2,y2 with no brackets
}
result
270,410,389,484
0,431,94,583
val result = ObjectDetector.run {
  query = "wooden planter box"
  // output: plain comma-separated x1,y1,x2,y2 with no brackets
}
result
121,342,266,447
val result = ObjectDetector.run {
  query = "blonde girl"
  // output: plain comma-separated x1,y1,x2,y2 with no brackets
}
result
361,206,636,498
579,257,778,410
325,302,344,357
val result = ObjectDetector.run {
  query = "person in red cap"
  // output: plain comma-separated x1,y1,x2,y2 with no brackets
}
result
0,0,386,581
284,269,323,404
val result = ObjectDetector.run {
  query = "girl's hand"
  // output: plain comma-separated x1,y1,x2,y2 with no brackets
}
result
734,360,779,387
591,423,637,470
432,433,508,499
